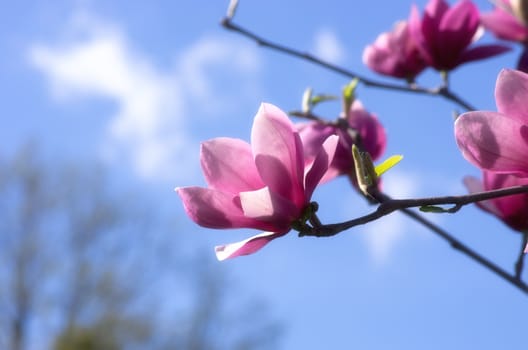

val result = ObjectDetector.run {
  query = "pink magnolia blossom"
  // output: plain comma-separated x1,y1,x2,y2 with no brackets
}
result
176,103,338,260
363,21,428,80
455,68,528,252
480,0,528,71
464,171,528,232
454,69,528,175
409,0,510,71
481,0,528,42
297,100,386,183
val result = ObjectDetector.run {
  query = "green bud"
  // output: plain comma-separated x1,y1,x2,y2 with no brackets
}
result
310,94,338,106
419,205,458,213
352,144,378,197
342,78,359,117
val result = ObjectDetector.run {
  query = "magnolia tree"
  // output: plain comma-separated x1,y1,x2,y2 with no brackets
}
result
176,0,528,294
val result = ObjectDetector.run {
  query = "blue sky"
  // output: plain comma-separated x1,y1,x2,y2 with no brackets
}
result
2,0,528,349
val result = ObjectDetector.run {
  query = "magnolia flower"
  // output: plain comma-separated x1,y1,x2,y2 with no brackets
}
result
297,100,386,183
363,20,427,80
455,68,528,252
176,103,338,260
464,171,528,232
481,0,528,71
481,0,528,41
409,0,510,71
455,69,528,175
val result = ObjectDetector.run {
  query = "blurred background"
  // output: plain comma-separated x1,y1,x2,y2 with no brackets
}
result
1,0,527,349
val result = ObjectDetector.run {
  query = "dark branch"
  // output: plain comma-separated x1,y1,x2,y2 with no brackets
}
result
220,1,528,294
221,17,476,111
300,185,528,237
297,186,528,295
400,205,528,294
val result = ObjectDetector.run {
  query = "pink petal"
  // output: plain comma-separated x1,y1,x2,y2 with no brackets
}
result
297,122,334,162
305,135,338,199
409,5,433,64
252,103,305,206
422,0,450,44
349,101,387,161
425,0,449,20
482,171,528,231
457,44,511,66
362,21,426,79
455,111,528,174
464,173,528,231
463,175,501,216
440,0,478,31
175,187,278,231
438,0,479,53
239,187,299,230
481,7,528,42
201,138,264,193
297,122,343,183
363,40,401,76
495,69,528,123
215,231,286,261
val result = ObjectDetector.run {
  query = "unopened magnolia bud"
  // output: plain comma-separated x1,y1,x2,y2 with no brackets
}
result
352,144,378,197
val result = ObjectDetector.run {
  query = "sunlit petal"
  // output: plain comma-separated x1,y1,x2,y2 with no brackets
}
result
215,231,287,261
201,138,264,192
252,103,305,205
456,111,528,174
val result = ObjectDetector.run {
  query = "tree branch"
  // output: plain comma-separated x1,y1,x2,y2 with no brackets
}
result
220,16,476,111
301,185,528,236
399,205,528,294
221,0,527,294
297,186,528,295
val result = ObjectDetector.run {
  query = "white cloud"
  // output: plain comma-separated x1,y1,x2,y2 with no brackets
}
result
312,28,345,64
382,169,420,199
362,211,406,265
30,28,188,182
178,36,259,101
28,13,260,183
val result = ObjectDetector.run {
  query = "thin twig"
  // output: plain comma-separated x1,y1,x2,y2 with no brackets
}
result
300,184,528,237
220,2,528,293
399,206,528,294
221,17,477,111
298,189,528,294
